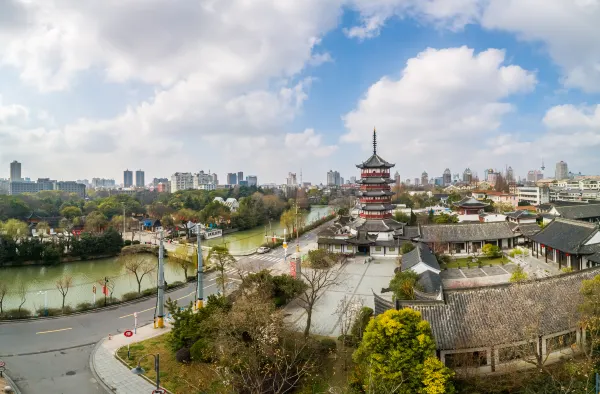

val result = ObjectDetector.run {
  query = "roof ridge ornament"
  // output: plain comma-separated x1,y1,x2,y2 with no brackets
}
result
373,127,377,155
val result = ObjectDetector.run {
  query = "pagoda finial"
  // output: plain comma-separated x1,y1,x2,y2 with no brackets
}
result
373,127,377,155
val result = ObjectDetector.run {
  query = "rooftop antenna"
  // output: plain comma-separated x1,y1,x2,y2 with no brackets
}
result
300,168,302,186
541,157,545,171
373,127,377,155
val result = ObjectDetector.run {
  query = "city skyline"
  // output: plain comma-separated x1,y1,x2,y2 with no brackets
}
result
2,2,600,183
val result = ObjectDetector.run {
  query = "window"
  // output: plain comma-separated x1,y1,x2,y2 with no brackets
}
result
335,245,341,250
375,247,382,252
499,343,536,362
547,332,577,351
444,351,487,367
389,247,395,252
347,246,353,251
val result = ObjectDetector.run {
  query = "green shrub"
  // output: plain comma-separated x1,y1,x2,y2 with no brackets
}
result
168,281,184,289
4,308,32,319
76,302,94,312
319,338,338,354
122,291,140,302
35,307,62,316
175,347,192,364
351,307,373,340
401,243,415,254
132,240,141,245
338,334,358,348
94,297,118,308
124,240,132,246
190,338,213,363
142,287,157,297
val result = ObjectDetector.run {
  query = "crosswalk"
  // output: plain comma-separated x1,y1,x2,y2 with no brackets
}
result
252,254,286,263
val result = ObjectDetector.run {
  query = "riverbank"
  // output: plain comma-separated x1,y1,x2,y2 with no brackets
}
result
0,253,120,268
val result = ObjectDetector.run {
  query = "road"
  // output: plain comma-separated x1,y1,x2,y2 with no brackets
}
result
0,222,327,394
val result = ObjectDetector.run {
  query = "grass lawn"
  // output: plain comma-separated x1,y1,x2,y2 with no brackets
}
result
116,333,217,394
441,256,508,269
117,332,356,394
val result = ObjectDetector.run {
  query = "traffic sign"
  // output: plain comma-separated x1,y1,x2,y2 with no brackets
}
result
124,330,133,338
152,389,166,394
0,360,5,367
92,285,96,294
283,242,288,250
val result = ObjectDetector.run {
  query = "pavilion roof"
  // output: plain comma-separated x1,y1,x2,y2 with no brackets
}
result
453,196,490,208
529,217,598,254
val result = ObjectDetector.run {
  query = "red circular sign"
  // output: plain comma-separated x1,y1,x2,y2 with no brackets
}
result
124,330,133,338
0,360,5,367
152,390,166,394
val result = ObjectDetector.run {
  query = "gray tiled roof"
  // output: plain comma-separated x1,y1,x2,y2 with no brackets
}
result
356,177,396,184
360,204,396,211
517,223,542,237
453,196,489,208
403,226,420,238
356,154,395,169
554,204,600,220
358,190,395,197
355,218,404,232
506,210,538,219
317,237,348,245
401,243,440,271
530,218,598,253
401,268,600,350
419,222,515,242
417,270,442,294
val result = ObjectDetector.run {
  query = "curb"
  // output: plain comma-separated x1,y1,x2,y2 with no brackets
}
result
0,282,193,324
2,371,21,394
114,347,174,394
89,339,115,394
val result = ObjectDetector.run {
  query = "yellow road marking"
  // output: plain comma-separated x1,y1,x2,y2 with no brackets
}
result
36,327,72,335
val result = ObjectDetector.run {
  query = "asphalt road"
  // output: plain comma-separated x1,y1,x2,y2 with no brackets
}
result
0,222,327,394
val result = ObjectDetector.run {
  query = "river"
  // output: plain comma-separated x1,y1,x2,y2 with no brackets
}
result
0,205,333,312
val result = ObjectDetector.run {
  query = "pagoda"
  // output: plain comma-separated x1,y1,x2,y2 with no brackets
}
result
355,129,396,219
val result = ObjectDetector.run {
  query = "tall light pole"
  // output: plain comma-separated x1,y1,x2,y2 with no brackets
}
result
156,230,166,328
196,223,204,309
131,353,161,391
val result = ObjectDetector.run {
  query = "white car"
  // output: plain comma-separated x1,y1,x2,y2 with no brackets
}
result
256,246,271,254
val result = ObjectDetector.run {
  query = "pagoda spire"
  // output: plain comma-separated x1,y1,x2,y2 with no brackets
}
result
373,127,377,155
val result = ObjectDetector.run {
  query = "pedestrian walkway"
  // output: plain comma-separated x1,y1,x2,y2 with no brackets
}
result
91,323,172,394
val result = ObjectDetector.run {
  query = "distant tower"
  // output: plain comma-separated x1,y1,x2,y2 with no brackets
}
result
421,171,428,186
541,158,545,171
442,168,451,185
10,161,21,181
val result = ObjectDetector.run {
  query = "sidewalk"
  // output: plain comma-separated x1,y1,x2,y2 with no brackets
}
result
90,323,172,394
0,372,21,394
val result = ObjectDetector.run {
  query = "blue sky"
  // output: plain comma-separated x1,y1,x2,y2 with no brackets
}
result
1,0,600,185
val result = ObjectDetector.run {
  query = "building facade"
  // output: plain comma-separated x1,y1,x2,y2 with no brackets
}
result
327,170,341,186
92,178,116,188
227,173,237,185
517,186,550,206
135,170,145,187
287,172,297,186
443,169,451,186
421,171,428,186
10,161,21,181
247,175,258,187
171,172,194,192
123,170,133,188
463,168,472,183
555,161,569,180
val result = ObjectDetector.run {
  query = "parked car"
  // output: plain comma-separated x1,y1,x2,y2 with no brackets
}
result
256,246,271,254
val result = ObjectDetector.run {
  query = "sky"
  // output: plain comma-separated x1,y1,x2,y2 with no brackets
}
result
2,0,600,185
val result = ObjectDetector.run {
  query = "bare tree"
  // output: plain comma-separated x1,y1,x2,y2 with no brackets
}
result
298,263,342,337
56,275,73,312
0,280,7,315
17,282,27,315
121,253,156,294
334,295,363,372
207,245,236,296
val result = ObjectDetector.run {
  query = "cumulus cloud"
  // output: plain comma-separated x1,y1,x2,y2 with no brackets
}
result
342,46,536,177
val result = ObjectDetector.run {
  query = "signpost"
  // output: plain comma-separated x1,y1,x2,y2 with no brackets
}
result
0,360,6,377
124,330,133,360
134,312,138,334
92,285,96,305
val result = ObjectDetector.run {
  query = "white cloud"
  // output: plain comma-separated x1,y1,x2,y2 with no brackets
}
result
285,129,338,158
342,46,536,177
345,0,482,39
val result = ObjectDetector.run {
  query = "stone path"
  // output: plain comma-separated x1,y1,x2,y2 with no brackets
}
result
91,323,171,394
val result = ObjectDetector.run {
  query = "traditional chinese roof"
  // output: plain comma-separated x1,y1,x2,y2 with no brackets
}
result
356,177,396,185
401,243,440,272
417,271,442,295
346,231,377,245
515,223,542,237
529,217,598,254
453,196,490,208
505,210,538,220
359,204,396,211
353,218,404,232
418,222,515,243
553,204,600,220
357,190,395,197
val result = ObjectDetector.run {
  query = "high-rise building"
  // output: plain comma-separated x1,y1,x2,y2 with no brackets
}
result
526,170,543,183
414,178,420,186
135,170,145,187
506,166,514,182
152,177,169,187
10,161,21,181
123,170,133,188
394,171,401,186
405,179,411,186
92,178,116,188
350,176,357,184
555,161,569,180
212,173,218,185
463,168,472,183
421,171,428,186
171,172,194,192
193,170,216,190
227,173,237,185
287,172,298,186
442,168,451,185
247,175,258,187
326,170,341,186
237,171,243,185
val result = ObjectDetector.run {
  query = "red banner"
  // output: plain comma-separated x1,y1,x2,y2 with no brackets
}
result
102,285,108,295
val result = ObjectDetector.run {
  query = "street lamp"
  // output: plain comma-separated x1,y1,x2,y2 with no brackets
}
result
131,353,161,391
37,290,47,316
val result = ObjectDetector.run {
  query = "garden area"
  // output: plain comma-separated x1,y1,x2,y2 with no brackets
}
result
438,245,530,269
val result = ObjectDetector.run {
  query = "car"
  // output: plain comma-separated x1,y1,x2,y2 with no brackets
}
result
256,246,271,254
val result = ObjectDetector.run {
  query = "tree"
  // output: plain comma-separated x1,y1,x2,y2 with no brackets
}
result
17,282,27,315
207,245,236,295
579,275,600,362
210,292,317,393
352,308,455,394
401,242,415,254
509,265,528,283
335,295,364,372
389,269,423,300
307,249,340,269
36,221,50,241
121,253,156,294
0,280,7,315
60,205,82,219
298,262,341,336
56,275,73,312
433,213,458,224
482,243,501,258
394,211,410,223
279,209,295,234
494,201,515,214
173,244,195,280
84,211,108,234
1,219,29,241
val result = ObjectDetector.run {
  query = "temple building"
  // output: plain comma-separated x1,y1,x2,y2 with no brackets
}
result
318,129,414,256
453,196,490,215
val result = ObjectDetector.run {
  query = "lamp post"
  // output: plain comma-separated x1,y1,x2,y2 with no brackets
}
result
156,230,165,328
195,223,204,310
131,353,161,391
37,291,47,316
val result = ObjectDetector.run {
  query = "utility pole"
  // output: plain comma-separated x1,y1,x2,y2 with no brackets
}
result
196,223,204,309
295,201,300,253
122,204,126,236
156,230,165,328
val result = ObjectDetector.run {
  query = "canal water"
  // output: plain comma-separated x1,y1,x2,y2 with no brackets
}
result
0,205,333,312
